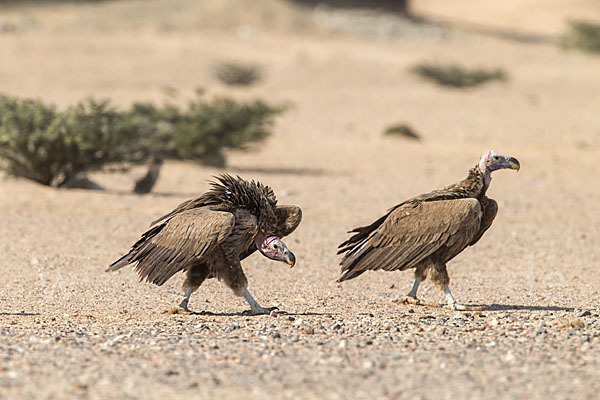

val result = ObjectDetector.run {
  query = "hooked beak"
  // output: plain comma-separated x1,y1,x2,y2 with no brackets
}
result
506,156,520,171
257,235,296,268
283,249,296,268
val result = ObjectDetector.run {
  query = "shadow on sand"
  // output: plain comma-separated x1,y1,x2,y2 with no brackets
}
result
0,312,41,316
164,310,333,317
484,304,575,312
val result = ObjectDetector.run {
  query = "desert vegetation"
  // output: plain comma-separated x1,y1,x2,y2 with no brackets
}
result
214,61,263,86
412,62,507,88
562,20,600,53
383,123,421,140
0,93,284,187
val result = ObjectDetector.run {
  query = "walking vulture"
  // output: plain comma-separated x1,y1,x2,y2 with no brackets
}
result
108,174,302,315
337,150,520,310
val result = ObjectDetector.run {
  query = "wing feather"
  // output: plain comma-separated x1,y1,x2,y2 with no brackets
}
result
338,199,482,281
108,208,235,285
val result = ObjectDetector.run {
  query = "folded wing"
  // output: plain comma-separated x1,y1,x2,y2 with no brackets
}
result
338,198,482,281
108,208,235,285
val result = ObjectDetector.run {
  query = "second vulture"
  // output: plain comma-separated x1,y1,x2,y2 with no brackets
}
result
337,150,520,310
108,174,302,315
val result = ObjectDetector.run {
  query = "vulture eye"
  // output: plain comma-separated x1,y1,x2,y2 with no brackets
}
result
493,156,499,160
272,243,279,250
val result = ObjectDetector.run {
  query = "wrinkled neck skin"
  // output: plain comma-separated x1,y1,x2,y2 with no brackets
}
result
478,159,492,189
254,233,276,252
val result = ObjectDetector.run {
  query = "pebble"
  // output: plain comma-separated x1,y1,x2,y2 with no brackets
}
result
578,310,591,317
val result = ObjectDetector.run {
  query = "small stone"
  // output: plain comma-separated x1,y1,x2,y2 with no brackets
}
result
560,319,585,329
303,327,315,335
408,309,415,314
581,336,590,343
578,310,591,317
536,328,547,335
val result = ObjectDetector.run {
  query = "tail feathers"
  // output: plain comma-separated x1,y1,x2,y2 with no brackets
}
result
337,268,364,282
106,224,165,273
106,252,133,272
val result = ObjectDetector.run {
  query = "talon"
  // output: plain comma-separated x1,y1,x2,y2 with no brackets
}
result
244,306,278,316
445,303,486,311
164,307,193,315
397,296,422,305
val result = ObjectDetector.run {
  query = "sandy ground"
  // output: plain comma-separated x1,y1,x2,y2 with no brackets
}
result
1,1,600,399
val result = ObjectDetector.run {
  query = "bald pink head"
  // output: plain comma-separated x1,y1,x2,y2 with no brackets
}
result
255,235,296,267
478,150,520,174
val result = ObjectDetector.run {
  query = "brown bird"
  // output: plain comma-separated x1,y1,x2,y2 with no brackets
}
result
108,174,302,315
337,150,520,310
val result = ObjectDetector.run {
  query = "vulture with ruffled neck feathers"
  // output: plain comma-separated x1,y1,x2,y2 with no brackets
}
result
337,150,520,310
108,174,302,315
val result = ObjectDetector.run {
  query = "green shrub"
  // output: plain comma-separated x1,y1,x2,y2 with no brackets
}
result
170,97,283,167
0,96,146,186
214,61,262,86
413,63,506,88
0,93,284,186
383,123,420,140
562,20,600,53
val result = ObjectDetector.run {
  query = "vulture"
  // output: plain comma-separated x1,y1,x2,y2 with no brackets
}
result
108,174,302,315
337,150,520,310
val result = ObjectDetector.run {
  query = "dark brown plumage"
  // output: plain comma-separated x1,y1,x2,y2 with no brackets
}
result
108,174,302,314
337,150,520,310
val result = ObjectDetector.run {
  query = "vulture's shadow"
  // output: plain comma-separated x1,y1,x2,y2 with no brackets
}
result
483,304,574,312
168,310,333,317
0,312,41,316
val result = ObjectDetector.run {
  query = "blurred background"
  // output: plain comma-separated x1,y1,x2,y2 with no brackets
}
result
2,2,600,399
0,0,599,193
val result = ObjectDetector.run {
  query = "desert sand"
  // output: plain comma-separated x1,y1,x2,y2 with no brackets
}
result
1,1,600,399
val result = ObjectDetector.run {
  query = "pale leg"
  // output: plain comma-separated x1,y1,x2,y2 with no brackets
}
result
407,278,421,298
396,278,423,305
444,287,467,310
244,288,278,315
178,288,194,312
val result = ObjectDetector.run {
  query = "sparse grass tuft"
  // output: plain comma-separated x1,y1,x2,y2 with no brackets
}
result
383,123,421,140
214,61,262,86
562,20,600,54
412,63,506,88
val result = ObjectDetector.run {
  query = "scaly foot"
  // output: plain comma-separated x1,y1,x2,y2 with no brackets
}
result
445,303,486,311
242,305,279,316
395,295,423,306
164,307,193,315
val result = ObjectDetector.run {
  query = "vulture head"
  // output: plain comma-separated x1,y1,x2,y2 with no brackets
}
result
256,235,296,267
479,150,520,174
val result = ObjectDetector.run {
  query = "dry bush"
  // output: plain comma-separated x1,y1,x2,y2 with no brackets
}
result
0,96,147,186
413,63,506,88
562,20,600,54
214,61,262,86
0,93,284,186
383,123,420,140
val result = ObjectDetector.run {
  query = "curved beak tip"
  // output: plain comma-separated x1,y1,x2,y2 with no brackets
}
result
507,157,520,171
284,251,296,268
